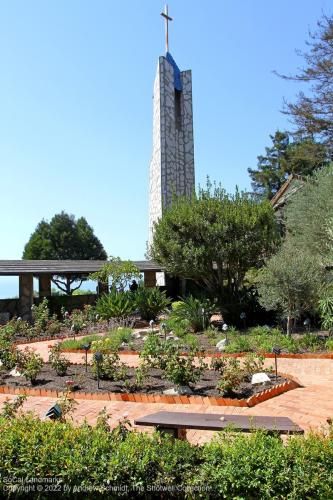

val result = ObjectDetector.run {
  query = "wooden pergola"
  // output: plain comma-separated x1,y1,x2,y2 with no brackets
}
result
0,260,162,320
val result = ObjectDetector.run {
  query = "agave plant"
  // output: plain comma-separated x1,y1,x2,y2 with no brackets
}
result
134,287,171,321
96,291,136,324
169,295,216,333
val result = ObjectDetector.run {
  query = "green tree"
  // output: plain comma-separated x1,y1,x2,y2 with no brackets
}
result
248,131,328,198
257,242,324,334
150,182,278,301
277,14,333,151
23,212,107,294
284,164,333,267
89,256,141,291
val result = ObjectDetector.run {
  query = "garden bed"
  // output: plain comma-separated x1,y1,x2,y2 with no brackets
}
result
0,363,293,400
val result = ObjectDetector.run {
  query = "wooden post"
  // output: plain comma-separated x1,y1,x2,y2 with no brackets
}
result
144,271,156,288
39,274,51,299
19,274,33,321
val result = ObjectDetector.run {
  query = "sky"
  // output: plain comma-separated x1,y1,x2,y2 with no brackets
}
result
0,0,331,297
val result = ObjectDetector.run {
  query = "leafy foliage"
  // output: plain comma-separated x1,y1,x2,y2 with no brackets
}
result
1,413,333,498
96,291,136,324
284,164,333,268
91,352,127,381
22,211,107,294
257,241,324,333
49,343,70,376
248,130,328,198
318,296,333,332
31,298,50,331
169,295,216,332
91,328,133,352
89,256,141,289
16,347,44,384
134,287,171,321
150,181,278,301
277,14,333,150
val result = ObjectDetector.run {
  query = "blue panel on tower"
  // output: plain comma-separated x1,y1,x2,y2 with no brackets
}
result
166,52,183,91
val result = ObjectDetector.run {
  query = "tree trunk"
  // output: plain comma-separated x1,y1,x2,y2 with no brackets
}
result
66,277,72,295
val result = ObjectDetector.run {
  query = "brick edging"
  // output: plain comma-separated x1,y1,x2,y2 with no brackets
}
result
59,347,333,360
0,374,300,406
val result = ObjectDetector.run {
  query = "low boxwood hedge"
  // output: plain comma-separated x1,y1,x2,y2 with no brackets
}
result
0,414,333,498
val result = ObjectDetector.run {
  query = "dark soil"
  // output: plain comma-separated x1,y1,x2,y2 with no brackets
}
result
0,364,289,399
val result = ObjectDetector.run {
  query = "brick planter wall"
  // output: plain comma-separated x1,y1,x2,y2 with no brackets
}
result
0,374,300,407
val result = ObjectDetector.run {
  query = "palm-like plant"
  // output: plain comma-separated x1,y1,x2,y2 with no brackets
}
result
134,287,171,321
318,296,333,333
170,295,216,332
96,291,136,323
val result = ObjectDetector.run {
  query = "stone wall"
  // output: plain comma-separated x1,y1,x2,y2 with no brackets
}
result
0,294,97,322
148,55,195,246
0,299,20,321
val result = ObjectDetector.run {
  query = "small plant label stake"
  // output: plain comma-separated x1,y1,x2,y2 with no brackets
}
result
83,343,90,372
222,323,228,341
160,322,167,341
272,346,281,381
94,352,103,389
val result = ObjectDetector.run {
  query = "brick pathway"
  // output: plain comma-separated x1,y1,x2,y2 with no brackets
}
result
5,337,333,443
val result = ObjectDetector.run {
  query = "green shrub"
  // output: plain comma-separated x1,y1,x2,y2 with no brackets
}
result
49,344,70,376
91,352,127,381
45,319,62,337
5,318,31,337
169,295,216,332
16,347,43,384
163,349,206,387
164,316,191,336
326,339,333,351
0,324,16,342
59,334,101,351
31,298,50,331
91,328,133,352
96,291,136,324
1,414,333,497
318,296,333,332
0,338,19,370
225,335,253,353
182,333,200,351
298,333,324,351
215,354,264,395
134,287,171,320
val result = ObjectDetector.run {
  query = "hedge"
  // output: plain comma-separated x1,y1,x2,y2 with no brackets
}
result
0,414,333,498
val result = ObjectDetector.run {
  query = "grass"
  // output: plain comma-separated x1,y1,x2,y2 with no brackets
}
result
59,334,102,350
59,328,133,351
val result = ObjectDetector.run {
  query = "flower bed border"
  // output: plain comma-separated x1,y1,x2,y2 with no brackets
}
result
0,373,300,407
59,347,333,360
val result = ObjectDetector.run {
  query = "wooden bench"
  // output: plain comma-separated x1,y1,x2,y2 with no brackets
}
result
134,411,304,440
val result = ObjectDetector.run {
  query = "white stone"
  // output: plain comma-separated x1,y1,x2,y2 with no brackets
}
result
163,386,193,395
216,339,228,351
251,373,271,385
9,368,22,377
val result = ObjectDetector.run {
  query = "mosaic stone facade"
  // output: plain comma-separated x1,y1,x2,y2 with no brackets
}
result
148,54,195,246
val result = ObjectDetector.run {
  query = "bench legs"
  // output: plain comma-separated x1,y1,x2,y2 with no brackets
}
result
156,426,187,440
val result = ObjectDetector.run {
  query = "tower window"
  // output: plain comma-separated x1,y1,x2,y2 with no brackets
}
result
175,89,182,130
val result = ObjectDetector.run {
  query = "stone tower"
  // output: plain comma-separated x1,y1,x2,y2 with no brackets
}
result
148,51,195,246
